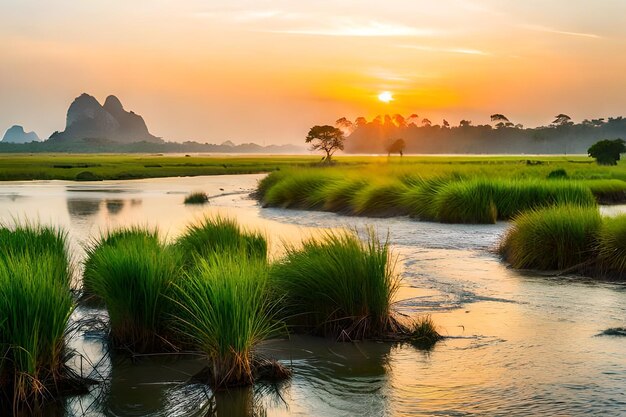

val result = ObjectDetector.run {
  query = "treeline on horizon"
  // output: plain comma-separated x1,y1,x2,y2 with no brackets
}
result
339,114,626,154
0,137,302,154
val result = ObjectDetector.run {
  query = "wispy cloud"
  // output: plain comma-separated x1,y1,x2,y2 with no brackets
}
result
191,9,304,23
191,9,437,37
397,44,490,55
262,19,438,37
521,24,602,39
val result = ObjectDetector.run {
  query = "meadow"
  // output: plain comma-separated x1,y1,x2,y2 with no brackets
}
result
4,153,626,182
0,154,318,181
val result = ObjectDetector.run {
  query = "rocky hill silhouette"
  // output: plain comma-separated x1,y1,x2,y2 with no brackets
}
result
2,125,40,143
49,93,161,144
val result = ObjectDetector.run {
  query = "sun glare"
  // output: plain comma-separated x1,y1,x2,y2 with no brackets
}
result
378,91,393,103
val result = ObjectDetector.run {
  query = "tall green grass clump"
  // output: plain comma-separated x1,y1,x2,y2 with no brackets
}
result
400,177,452,221
261,170,338,209
490,179,595,219
175,216,267,262
500,205,601,270
319,178,368,213
582,179,626,204
83,227,160,300
597,215,626,274
0,253,74,405
435,180,498,224
270,230,399,339
169,257,283,388
256,170,288,199
351,181,410,216
0,223,71,286
84,232,183,352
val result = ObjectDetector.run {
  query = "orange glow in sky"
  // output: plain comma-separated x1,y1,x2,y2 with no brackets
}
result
1,1,626,144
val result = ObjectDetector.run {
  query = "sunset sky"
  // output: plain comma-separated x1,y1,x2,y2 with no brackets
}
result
2,0,626,144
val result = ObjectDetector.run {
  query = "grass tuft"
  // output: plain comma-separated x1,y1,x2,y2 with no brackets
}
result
597,215,626,274
184,191,209,205
169,256,284,388
406,315,443,350
83,231,183,352
0,223,71,287
0,225,75,406
270,229,399,339
351,182,410,217
500,205,601,270
83,226,160,300
175,216,267,262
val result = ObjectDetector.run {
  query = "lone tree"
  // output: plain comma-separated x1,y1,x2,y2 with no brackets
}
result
386,138,406,157
588,139,626,165
306,125,345,163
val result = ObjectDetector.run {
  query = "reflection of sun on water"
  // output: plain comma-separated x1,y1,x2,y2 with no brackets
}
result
378,91,393,103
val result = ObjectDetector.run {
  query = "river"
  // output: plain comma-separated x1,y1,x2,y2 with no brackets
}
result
1,174,625,416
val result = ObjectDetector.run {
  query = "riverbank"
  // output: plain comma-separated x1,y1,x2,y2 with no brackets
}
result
257,165,626,223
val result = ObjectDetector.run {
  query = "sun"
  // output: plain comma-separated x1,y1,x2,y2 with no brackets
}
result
378,91,394,103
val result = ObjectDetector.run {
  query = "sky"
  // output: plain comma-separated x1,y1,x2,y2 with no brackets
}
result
1,0,626,144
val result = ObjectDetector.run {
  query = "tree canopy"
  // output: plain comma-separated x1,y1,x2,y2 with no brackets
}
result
386,138,406,156
588,138,626,165
305,125,345,163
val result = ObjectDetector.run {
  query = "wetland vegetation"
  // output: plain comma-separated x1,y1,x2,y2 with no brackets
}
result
258,164,626,224
1,216,442,410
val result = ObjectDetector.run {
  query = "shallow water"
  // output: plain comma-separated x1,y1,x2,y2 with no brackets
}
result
1,175,625,416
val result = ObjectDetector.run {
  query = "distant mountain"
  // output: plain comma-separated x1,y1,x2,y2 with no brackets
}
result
1,125,40,143
0,92,306,153
48,93,161,144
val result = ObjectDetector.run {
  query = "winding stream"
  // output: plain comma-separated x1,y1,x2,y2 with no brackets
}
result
1,174,625,416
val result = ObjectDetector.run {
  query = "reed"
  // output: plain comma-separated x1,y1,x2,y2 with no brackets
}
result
0,223,71,286
270,230,399,339
500,205,601,270
435,180,498,224
83,227,160,299
597,215,626,274
84,235,183,352
262,171,338,209
169,256,283,388
319,178,368,213
175,216,267,262
0,253,74,405
582,179,626,204
351,182,410,217
258,169,601,224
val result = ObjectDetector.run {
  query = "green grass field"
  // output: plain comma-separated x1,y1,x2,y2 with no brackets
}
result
0,154,319,181
3,153,626,182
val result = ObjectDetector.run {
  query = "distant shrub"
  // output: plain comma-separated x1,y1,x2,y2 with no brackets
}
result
547,169,568,179
588,138,626,165
75,171,100,181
